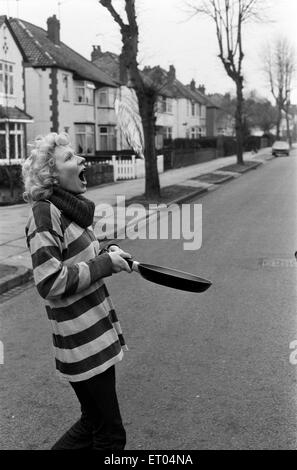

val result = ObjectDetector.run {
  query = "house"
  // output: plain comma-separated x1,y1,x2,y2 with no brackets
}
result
208,93,235,136
92,52,177,150
90,46,123,151
0,15,33,163
91,46,217,148
143,66,218,147
8,15,118,155
185,81,218,138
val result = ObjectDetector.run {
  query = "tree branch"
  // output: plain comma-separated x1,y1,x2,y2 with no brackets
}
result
125,0,138,30
99,0,126,29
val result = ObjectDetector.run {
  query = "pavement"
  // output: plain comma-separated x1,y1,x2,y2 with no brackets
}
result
0,148,274,295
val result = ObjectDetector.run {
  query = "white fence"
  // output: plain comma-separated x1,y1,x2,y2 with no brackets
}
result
110,155,164,181
0,159,24,165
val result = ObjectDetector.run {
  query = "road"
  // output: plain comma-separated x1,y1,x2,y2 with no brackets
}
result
0,150,296,450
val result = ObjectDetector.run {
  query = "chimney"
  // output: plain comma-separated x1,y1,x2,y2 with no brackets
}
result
190,79,196,91
168,65,176,82
91,45,103,62
198,84,206,94
47,15,60,45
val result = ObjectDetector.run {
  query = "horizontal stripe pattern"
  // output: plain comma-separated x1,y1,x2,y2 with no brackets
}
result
54,331,122,366
25,199,126,382
56,349,124,382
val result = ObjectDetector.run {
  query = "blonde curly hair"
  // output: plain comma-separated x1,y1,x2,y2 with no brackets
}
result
22,132,70,203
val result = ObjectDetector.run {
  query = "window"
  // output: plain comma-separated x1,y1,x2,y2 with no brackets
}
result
62,74,69,101
98,126,117,151
74,81,95,105
158,96,172,114
191,102,196,116
99,89,108,106
0,123,25,160
190,126,202,139
75,124,95,155
98,88,116,108
0,61,14,95
167,98,173,113
163,126,172,140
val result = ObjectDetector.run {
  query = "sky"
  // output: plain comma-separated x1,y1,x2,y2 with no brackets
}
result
1,0,297,103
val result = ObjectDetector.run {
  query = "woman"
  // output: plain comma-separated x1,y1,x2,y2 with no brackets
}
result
22,132,131,450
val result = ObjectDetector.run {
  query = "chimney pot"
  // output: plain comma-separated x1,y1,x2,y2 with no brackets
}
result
190,79,196,91
168,64,176,83
198,84,206,94
47,15,60,45
91,45,103,62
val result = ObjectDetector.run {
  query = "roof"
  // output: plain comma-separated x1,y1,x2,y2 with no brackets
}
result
139,67,173,98
92,52,121,82
185,85,218,108
142,66,208,104
0,15,27,59
8,18,117,87
0,105,33,121
92,50,210,103
92,48,218,107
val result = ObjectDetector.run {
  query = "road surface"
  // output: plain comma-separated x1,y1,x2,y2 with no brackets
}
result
0,151,296,450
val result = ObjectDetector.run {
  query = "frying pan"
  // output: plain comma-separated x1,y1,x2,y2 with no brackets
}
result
126,258,211,293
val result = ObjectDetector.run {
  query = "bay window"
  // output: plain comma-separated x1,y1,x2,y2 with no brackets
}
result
74,81,95,105
0,123,25,161
0,61,14,96
158,96,173,114
98,88,116,108
98,125,117,151
75,124,95,155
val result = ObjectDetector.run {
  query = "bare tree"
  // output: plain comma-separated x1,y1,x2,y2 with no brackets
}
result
99,0,161,198
263,37,296,143
244,90,278,134
187,0,263,164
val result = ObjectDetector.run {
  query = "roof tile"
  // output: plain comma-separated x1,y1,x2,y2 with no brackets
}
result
8,18,117,86
0,105,33,121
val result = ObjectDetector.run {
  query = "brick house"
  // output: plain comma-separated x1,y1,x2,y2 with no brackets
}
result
0,15,33,163
8,15,118,156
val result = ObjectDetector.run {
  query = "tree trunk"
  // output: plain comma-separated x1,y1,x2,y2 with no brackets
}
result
120,29,161,199
276,103,282,139
285,107,292,146
137,91,160,198
235,79,244,165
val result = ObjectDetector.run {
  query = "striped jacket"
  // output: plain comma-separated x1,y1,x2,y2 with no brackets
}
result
25,199,126,382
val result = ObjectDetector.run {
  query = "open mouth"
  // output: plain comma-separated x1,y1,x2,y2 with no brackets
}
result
78,167,87,184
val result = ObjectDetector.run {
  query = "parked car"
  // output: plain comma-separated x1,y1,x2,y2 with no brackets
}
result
272,140,290,156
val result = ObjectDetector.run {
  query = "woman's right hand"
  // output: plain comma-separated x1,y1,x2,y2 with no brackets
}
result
108,251,132,273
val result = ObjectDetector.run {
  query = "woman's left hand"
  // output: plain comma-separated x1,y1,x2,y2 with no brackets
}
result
108,245,131,259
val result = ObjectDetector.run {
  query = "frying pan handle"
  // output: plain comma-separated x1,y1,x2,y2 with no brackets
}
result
126,258,139,272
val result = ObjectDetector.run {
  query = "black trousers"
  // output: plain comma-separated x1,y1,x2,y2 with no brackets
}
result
51,366,126,450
